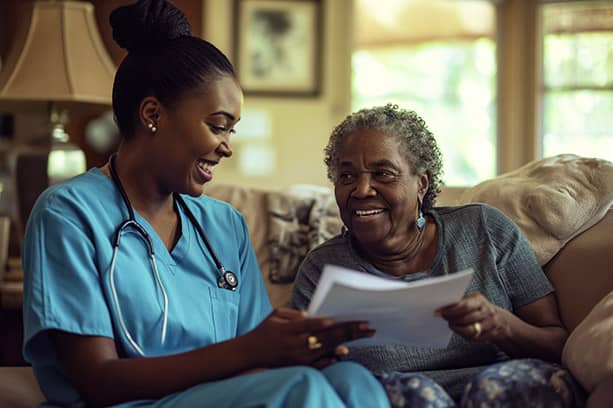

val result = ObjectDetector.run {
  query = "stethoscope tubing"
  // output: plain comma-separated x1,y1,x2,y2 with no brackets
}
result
106,154,236,356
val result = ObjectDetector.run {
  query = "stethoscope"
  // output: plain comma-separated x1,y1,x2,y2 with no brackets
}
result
107,154,238,356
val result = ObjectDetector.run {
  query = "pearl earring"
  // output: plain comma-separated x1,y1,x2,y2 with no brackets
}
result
147,122,157,133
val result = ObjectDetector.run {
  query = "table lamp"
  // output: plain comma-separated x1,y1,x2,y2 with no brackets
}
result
0,0,115,240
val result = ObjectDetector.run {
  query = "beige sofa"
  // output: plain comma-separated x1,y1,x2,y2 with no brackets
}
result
1,180,612,407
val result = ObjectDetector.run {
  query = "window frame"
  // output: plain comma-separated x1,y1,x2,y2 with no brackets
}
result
350,0,611,184
496,0,612,175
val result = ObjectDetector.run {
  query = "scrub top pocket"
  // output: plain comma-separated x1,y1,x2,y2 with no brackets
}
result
209,287,240,342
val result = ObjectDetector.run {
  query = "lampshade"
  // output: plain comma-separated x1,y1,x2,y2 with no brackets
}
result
0,0,115,107
0,0,116,247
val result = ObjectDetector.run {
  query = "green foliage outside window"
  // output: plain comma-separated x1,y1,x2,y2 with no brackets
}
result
352,39,496,186
542,32,613,161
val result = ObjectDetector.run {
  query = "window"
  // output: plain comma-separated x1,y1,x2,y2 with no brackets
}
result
352,0,496,186
541,1,613,161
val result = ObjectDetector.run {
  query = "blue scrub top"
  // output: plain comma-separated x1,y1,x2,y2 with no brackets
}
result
22,169,272,405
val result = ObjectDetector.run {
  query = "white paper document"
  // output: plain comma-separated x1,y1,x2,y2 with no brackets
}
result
306,265,474,348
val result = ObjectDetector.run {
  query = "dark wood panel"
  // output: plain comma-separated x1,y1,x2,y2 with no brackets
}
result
0,307,26,366
0,1,33,60
92,0,204,66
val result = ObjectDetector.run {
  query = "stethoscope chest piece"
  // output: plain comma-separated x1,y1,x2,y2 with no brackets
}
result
218,269,238,291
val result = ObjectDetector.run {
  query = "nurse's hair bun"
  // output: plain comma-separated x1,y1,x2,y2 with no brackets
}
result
110,0,192,52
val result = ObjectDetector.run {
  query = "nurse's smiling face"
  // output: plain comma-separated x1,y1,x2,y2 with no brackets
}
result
334,128,427,251
153,75,243,197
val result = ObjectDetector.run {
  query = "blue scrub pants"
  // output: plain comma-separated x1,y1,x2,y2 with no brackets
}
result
115,361,390,407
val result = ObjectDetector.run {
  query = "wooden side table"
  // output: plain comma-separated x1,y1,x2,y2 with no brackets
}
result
0,258,27,366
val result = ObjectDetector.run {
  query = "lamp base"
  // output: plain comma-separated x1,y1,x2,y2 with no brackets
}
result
12,147,49,241
9,139,86,253
48,144,86,185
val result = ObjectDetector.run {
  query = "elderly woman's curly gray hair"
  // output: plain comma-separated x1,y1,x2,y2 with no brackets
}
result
324,104,444,210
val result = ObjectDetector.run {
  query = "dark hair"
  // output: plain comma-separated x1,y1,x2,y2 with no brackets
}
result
110,0,236,137
324,104,444,210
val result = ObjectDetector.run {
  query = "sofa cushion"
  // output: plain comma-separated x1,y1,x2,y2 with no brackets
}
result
562,289,613,392
458,154,613,265
449,155,613,333
203,184,270,270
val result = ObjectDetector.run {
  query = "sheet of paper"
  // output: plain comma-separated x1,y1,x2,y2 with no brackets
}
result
307,265,474,348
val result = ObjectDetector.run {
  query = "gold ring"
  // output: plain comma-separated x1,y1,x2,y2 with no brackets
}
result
473,322,482,338
307,335,322,350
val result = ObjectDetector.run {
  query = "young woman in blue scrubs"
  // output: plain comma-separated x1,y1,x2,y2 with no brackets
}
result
21,1,390,406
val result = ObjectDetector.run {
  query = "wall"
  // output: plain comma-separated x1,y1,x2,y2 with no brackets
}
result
204,0,353,190
91,0,202,64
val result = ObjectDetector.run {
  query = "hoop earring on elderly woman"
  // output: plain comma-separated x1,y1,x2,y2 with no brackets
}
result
416,196,426,231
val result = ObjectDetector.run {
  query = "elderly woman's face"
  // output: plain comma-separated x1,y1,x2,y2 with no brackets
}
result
334,128,427,248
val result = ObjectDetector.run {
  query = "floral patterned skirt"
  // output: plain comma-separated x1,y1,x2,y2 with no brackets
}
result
377,359,585,408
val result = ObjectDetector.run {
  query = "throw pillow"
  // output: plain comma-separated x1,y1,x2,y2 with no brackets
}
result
267,192,314,283
267,188,342,283
562,290,613,392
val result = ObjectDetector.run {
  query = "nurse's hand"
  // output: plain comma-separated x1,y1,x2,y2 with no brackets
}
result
310,345,349,369
243,308,375,368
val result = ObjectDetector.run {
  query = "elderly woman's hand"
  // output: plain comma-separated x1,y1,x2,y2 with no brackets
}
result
436,292,512,342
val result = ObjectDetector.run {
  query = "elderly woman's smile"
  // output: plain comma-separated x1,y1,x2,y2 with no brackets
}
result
350,206,387,226
353,208,386,218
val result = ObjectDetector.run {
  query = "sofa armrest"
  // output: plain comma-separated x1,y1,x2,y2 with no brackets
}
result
545,209,613,332
0,367,44,408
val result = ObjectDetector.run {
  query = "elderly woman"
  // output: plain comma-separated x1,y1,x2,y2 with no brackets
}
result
291,104,584,407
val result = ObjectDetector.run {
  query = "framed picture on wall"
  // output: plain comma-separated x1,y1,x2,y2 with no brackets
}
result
234,0,322,96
